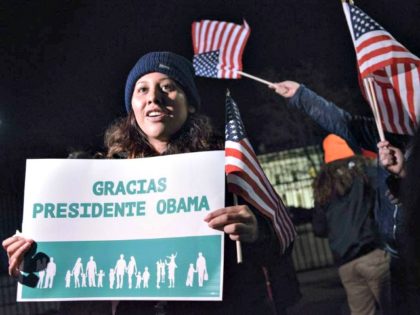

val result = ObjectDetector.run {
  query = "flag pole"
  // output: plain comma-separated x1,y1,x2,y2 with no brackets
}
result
236,70,274,86
233,194,243,264
363,77,386,141
226,89,243,264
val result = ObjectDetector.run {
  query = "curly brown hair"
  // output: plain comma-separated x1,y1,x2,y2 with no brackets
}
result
103,111,223,158
313,156,372,206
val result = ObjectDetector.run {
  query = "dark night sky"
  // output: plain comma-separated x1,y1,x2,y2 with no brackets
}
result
1,0,419,190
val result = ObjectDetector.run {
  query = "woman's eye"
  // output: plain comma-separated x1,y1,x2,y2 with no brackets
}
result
137,87,148,94
161,84,175,92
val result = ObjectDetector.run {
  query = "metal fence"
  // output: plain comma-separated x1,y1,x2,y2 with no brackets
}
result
259,145,334,271
0,145,333,314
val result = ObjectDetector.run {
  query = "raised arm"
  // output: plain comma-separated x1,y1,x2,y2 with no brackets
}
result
272,81,380,153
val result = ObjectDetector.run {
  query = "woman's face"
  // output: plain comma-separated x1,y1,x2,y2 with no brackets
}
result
131,72,195,151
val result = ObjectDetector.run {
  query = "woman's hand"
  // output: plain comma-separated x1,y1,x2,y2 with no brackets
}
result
2,235,34,277
204,205,258,243
377,140,406,177
269,81,300,98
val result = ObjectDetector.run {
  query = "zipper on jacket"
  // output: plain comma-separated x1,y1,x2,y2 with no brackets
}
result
392,204,398,240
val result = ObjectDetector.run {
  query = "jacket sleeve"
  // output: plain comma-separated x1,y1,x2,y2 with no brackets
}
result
227,196,301,308
288,85,380,153
240,197,280,255
312,205,328,238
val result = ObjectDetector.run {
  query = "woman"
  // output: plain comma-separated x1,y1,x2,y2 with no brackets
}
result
3,51,300,314
72,257,84,288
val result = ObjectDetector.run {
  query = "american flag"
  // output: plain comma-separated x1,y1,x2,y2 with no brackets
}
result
224,91,296,253
192,20,250,79
342,1,420,135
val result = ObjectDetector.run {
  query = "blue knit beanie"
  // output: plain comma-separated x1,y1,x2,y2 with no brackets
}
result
124,51,201,112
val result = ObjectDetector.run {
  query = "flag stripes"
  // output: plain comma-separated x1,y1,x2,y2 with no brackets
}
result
192,20,250,79
343,1,420,135
225,93,296,253
227,178,292,250
354,30,418,76
369,65,417,135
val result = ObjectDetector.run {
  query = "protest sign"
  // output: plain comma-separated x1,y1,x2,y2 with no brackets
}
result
18,151,225,301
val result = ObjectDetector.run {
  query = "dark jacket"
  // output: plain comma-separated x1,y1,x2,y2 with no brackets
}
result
312,164,380,266
289,85,411,256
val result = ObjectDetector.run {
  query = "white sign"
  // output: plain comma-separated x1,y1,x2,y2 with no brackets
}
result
18,151,225,301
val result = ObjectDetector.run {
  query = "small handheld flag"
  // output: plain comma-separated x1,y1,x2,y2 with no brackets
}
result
192,19,274,86
224,90,296,253
342,1,420,136
192,19,250,79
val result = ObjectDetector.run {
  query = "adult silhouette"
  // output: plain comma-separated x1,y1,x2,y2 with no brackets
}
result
72,257,83,288
196,252,207,287
86,256,97,287
114,254,127,289
166,253,177,288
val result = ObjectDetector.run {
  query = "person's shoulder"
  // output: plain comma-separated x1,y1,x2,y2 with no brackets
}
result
67,150,105,159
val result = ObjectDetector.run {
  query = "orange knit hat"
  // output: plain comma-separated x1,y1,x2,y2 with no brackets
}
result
322,134,355,163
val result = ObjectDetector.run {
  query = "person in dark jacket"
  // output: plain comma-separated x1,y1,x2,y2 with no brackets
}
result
2,52,300,315
378,137,420,315
312,134,390,315
271,81,411,314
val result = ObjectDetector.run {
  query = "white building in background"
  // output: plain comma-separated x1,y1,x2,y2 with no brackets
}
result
258,145,334,271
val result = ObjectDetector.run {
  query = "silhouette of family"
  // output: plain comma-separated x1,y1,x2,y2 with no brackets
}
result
42,251,209,290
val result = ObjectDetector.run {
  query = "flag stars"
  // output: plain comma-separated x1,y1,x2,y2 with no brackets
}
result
350,4,384,40
226,96,248,141
193,50,219,78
